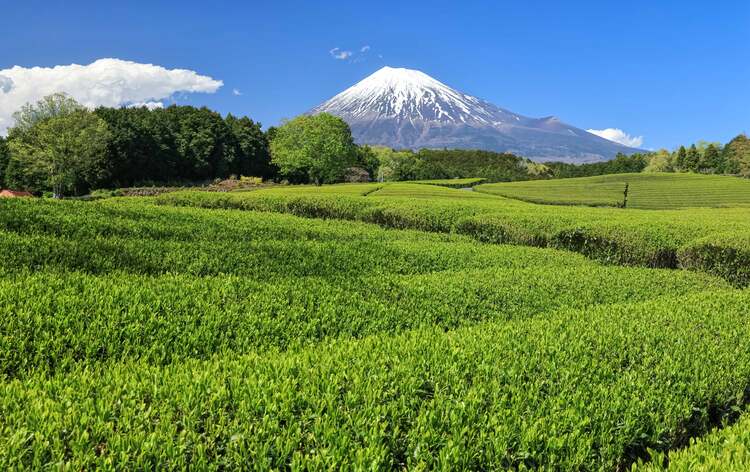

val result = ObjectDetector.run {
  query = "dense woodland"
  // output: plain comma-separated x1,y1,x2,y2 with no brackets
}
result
0,93,748,196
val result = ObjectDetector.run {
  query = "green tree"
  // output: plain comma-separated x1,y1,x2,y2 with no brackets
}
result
698,143,723,173
684,144,700,172
674,145,687,171
643,149,674,172
270,113,357,184
354,145,379,178
723,134,750,176
9,92,84,136
0,136,9,187
370,146,420,181
225,114,274,178
7,110,111,197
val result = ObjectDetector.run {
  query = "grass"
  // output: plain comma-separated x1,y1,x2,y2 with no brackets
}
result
475,172,750,209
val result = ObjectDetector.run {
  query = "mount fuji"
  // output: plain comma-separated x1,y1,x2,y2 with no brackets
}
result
309,67,640,163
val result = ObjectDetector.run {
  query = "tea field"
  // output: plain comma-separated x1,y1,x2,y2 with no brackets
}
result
474,172,750,209
2,177,750,469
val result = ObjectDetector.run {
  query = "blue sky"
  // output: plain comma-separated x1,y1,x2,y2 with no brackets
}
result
1,0,748,149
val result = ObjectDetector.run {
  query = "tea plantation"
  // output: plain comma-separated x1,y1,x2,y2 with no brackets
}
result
2,178,750,469
475,172,750,209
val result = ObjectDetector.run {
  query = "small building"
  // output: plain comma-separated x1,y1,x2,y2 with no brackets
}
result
0,189,33,198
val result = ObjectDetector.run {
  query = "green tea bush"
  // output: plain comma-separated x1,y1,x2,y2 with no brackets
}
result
637,413,750,471
1,262,723,378
154,184,750,282
678,232,750,287
3,290,750,469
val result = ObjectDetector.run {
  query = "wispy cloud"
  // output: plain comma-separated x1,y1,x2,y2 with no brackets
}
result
586,128,644,148
232,88,242,96
329,48,353,60
0,58,222,135
329,45,374,63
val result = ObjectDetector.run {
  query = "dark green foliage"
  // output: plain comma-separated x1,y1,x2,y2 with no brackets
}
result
224,114,274,178
414,148,537,181
544,152,648,178
0,136,8,187
94,105,273,188
723,133,750,176
373,147,543,182
698,143,724,173
678,232,750,287
685,144,701,171
675,145,688,171
354,145,379,177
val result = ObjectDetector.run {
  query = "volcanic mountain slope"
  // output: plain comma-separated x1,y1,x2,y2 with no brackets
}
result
309,66,640,163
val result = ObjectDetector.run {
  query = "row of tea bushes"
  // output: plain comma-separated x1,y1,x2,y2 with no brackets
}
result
154,184,750,282
1,261,723,378
3,290,750,469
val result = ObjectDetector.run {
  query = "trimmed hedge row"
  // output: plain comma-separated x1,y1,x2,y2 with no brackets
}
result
0,199,598,278
638,412,750,471
678,232,750,287
411,178,487,188
3,290,750,469
154,185,750,279
0,264,724,379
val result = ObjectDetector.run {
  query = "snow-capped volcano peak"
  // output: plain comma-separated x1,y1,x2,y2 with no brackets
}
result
309,66,641,163
311,66,521,125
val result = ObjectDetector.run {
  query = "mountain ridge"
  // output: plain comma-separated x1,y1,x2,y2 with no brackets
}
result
309,66,641,163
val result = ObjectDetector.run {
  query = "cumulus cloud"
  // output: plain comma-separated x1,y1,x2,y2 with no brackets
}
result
128,101,164,110
0,58,223,134
586,128,644,148
0,75,13,93
329,48,353,60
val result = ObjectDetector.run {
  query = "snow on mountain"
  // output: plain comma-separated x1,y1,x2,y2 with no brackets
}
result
309,66,641,163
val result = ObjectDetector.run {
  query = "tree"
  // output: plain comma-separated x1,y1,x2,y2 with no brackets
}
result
0,136,9,187
225,114,274,178
723,134,750,176
7,110,111,197
643,149,674,172
674,146,687,171
684,144,700,172
698,143,723,173
270,113,357,184
9,92,84,136
370,147,420,181
354,145,379,178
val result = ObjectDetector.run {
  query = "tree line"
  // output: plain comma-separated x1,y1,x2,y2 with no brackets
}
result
1,93,748,196
0,94,274,196
544,136,750,179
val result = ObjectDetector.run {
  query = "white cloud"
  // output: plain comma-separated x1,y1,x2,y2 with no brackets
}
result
0,75,12,93
329,48,353,60
360,45,371,53
232,88,242,96
128,101,164,110
586,128,644,148
0,58,223,134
